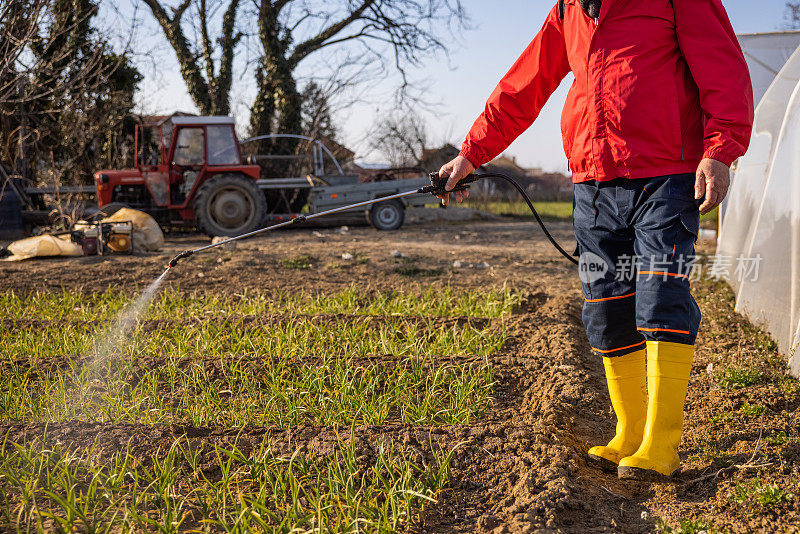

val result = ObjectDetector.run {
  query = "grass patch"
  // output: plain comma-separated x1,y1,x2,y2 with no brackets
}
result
701,206,719,225
695,431,734,467
0,437,454,532
1,351,497,426
777,374,800,399
279,253,314,270
766,431,800,445
707,411,733,424
392,258,443,278
716,366,762,390
732,478,792,511
1,314,506,360
0,286,510,530
464,200,573,220
393,264,443,278
739,402,765,417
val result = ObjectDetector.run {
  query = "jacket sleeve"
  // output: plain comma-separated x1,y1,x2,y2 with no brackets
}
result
673,0,754,166
460,4,570,168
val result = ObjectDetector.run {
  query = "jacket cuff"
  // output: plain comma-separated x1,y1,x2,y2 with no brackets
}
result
702,146,737,167
459,145,485,169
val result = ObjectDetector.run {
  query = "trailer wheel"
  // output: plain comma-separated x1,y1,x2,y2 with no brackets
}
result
194,174,266,237
368,199,405,231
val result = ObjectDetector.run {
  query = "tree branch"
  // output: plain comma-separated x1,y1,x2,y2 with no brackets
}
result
172,0,192,22
272,0,292,13
141,0,213,114
216,0,241,114
199,0,216,91
287,0,377,67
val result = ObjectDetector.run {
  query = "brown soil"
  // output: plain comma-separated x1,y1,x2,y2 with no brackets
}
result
0,220,576,296
1,219,797,533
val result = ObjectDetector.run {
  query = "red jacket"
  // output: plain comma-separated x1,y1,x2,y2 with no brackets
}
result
461,0,754,183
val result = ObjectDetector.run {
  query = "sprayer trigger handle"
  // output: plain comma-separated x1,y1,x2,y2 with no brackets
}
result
459,173,480,186
427,172,479,196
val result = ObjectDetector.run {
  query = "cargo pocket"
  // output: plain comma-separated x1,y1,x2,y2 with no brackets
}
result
679,209,700,242
671,208,700,267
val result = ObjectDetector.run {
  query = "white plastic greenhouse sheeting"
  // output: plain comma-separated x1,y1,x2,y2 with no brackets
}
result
739,31,800,105
717,44,800,377
720,33,800,222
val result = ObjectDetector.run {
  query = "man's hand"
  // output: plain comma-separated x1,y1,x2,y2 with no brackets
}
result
438,155,476,206
695,158,730,215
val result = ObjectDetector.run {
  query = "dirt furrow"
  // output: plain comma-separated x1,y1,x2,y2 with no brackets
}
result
1,313,493,333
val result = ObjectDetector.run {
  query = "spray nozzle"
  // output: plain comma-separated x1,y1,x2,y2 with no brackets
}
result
168,250,194,268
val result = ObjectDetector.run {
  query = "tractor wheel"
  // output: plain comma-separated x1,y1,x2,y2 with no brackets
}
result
194,174,267,237
367,199,405,231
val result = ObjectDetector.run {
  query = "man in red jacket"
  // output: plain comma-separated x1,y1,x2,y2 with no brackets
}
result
439,0,753,481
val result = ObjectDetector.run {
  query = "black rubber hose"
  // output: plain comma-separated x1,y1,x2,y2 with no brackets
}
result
472,171,579,265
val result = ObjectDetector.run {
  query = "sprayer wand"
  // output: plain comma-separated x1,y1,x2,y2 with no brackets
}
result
167,169,577,269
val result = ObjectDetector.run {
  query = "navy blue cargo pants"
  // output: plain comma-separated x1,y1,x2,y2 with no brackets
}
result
573,174,702,357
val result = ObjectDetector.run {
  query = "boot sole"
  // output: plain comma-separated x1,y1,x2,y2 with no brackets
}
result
617,465,679,482
587,454,618,473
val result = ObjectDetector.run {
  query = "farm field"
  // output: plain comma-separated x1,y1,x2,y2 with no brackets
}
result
1,219,798,533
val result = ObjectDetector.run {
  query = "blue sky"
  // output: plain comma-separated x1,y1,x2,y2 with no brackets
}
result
125,0,794,171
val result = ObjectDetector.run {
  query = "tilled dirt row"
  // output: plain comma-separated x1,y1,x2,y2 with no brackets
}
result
3,348,497,383
0,313,493,333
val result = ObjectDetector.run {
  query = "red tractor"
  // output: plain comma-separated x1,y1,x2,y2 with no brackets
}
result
94,115,267,237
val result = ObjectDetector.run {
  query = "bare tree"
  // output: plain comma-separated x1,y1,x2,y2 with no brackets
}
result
0,0,141,184
301,81,337,141
368,108,428,167
142,0,467,150
248,1,466,146
140,0,241,115
786,2,800,28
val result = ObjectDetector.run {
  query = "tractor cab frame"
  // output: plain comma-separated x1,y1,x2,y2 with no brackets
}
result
95,116,263,235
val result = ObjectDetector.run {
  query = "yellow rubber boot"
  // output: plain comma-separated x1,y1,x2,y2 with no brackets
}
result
587,349,647,472
618,341,694,481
